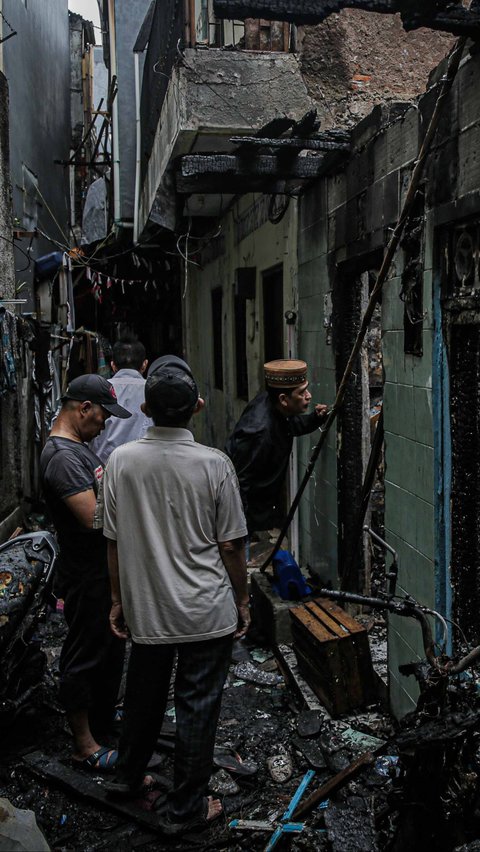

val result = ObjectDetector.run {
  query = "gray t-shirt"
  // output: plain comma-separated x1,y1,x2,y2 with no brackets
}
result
101,426,247,644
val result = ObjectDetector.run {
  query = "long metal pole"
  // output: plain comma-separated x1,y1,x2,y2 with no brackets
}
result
261,37,467,572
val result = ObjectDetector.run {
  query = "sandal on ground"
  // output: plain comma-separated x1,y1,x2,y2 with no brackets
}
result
72,746,118,773
156,796,223,836
213,746,257,776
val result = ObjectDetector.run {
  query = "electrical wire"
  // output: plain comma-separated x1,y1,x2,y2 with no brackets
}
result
0,233,33,267
34,184,71,246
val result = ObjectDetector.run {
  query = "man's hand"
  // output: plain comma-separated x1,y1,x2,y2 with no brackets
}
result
235,602,251,639
109,601,130,639
315,403,329,420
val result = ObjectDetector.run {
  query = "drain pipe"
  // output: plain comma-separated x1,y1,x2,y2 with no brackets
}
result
133,50,141,244
107,0,121,225
286,309,299,559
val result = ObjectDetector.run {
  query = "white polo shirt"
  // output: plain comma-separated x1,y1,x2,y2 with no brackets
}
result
102,426,247,644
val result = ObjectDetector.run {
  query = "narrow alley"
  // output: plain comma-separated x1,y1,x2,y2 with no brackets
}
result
2,1,480,850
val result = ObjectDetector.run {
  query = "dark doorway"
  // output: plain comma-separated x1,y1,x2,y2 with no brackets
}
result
449,323,480,646
262,265,284,362
441,219,480,647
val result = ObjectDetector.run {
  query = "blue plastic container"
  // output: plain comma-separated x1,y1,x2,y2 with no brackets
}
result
271,550,312,601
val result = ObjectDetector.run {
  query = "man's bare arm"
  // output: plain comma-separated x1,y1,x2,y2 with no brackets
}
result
64,489,97,528
107,539,129,640
218,537,250,638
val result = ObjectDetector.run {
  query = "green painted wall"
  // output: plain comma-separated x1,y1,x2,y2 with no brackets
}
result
184,194,299,452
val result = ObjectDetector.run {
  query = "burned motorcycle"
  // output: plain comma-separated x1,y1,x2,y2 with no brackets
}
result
0,532,58,722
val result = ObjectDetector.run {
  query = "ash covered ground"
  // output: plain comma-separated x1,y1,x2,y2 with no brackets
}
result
0,607,397,852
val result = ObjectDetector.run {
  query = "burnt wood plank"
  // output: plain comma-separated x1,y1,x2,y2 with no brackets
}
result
22,751,166,832
290,605,338,642
230,135,350,152
315,598,366,634
213,0,480,37
303,602,348,639
180,153,326,178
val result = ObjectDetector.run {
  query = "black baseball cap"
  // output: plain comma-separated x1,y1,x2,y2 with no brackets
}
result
145,355,198,417
62,374,132,419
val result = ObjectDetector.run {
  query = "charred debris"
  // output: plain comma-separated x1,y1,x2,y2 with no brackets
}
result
2,532,480,851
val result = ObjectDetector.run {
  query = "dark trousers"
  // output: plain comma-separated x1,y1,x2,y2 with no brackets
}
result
116,633,233,821
59,573,125,739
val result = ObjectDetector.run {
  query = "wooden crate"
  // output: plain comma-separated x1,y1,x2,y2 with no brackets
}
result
290,598,376,717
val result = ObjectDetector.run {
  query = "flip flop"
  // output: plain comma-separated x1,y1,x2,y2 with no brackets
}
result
72,746,118,773
213,746,258,776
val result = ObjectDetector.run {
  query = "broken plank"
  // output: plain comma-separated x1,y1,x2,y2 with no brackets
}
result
214,0,399,24
22,751,165,833
213,0,480,37
291,751,375,819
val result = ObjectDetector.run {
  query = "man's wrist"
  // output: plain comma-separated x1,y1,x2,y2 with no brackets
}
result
111,600,122,606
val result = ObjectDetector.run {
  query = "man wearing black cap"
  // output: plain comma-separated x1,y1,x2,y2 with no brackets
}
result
40,374,131,772
101,356,249,834
226,359,329,534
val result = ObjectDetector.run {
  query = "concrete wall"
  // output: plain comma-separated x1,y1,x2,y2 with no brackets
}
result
0,72,13,300
299,10,454,128
297,98,436,717
3,0,71,309
296,43,480,717
184,194,299,451
139,49,314,233
112,0,151,223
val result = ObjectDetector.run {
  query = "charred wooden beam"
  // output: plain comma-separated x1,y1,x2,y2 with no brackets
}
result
214,0,396,22
181,153,326,177
213,0,480,37
230,134,350,152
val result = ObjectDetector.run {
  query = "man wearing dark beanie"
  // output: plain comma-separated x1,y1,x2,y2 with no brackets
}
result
101,356,249,835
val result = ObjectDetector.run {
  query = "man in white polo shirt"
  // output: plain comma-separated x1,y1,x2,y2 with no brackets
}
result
101,356,249,835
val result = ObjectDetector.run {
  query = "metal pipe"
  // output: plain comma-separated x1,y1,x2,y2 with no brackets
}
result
317,588,437,666
424,607,448,650
133,51,141,245
447,645,480,675
107,0,121,224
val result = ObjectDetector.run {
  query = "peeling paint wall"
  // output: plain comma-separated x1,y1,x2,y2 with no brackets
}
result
299,10,454,128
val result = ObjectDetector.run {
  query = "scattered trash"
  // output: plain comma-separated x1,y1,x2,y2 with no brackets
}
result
374,755,400,778
208,769,240,796
251,648,273,664
230,769,315,850
297,709,323,738
292,737,327,770
0,797,50,851
267,745,293,783
233,661,283,686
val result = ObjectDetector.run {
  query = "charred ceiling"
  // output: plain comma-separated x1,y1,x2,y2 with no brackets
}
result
176,113,350,196
213,0,480,37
